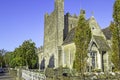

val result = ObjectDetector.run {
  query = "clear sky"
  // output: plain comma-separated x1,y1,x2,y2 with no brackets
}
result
0,0,114,51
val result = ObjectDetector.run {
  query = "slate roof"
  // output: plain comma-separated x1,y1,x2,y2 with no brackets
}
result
63,28,75,45
63,27,111,51
102,27,112,40
93,35,110,51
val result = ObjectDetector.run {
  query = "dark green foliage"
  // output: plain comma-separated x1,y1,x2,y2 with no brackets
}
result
9,40,38,69
0,49,7,67
110,22,120,71
113,0,120,23
73,10,91,73
4,52,12,67
45,68,54,77
111,0,120,71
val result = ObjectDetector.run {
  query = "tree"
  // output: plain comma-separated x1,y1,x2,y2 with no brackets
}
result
0,49,7,68
4,52,12,67
0,53,2,67
20,40,38,69
9,40,38,69
111,0,120,71
73,10,91,74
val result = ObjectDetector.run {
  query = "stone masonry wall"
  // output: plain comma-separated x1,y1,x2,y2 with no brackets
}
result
44,0,64,68
44,11,57,68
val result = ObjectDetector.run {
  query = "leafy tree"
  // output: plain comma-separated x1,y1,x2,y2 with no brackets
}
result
0,49,7,68
3,52,12,67
111,0,120,71
73,10,91,74
0,49,7,55
20,40,38,69
9,40,38,69
10,57,26,67
0,53,2,67
9,52,16,68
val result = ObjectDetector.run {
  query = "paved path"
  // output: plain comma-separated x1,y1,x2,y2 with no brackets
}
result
0,73,15,80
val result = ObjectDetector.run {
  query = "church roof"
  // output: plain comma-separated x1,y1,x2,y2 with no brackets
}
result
102,27,112,40
63,28,75,45
93,35,110,51
63,26,111,51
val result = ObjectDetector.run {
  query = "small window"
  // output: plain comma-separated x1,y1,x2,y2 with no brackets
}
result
92,25,96,30
92,27,94,30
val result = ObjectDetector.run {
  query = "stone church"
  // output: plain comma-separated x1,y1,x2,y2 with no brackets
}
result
37,0,112,72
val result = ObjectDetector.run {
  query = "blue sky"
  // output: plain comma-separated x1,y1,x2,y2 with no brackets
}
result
0,0,114,51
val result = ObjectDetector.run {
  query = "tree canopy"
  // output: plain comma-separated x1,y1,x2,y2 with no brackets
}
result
9,40,38,69
0,49,7,68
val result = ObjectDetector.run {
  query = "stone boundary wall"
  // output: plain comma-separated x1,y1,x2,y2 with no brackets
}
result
21,69,46,80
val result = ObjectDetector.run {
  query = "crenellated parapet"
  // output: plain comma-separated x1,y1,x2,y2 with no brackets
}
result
36,46,43,54
65,12,78,18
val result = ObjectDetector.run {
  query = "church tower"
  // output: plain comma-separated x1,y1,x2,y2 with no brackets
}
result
43,0,64,68
54,0,64,68
55,0,64,46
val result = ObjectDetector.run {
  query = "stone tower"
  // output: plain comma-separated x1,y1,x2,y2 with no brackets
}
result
43,0,64,68
55,0,64,46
